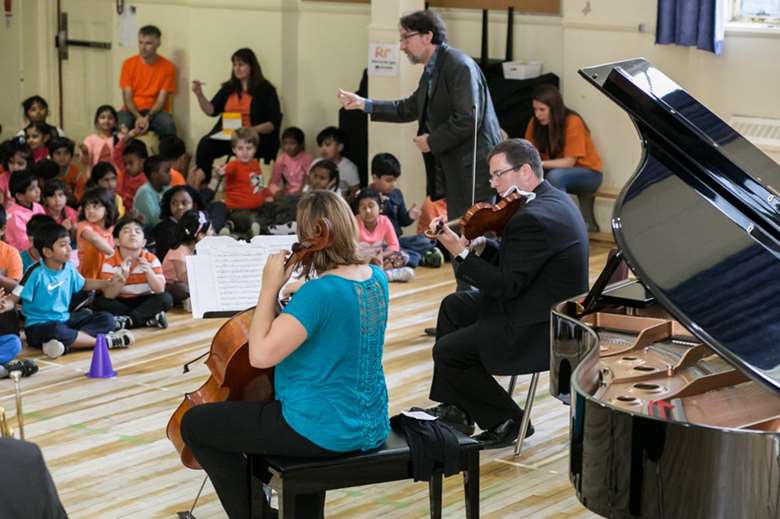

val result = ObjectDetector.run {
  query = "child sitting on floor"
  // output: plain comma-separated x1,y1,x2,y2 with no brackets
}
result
312,126,359,197
303,160,340,194
0,205,35,378
369,153,442,268
24,122,52,163
216,128,273,238
117,138,148,211
0,222,134,359
81,105,120,169
0,138,31,208
163,209,210,309
133,156,171,227
48,137,85,205
77,187,116,279
151,185,206,262
20,214,55,273
5,170,45,251
93,217,173,329
88,162,126,217
42,178,78,235
353,188,414,283
269,127,312,197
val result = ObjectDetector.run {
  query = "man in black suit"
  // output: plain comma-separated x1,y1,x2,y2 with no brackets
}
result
423,139,589,449
338,10,502,221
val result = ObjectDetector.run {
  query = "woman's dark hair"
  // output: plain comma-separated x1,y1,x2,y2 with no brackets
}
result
281,127,305,146
113,216,145,239
351,187,382,215
48,136,75,156
79,187,117,227
175,209,211,246
530,84,588,160
89,162,118,187
223,48,267,98
399,10,448,45
159,185,205,220
0,206,6,229
34,222,70,254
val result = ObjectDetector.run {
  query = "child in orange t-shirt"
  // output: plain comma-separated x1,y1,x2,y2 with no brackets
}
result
116,139,148,211
77,187,116,279
215,128,272,237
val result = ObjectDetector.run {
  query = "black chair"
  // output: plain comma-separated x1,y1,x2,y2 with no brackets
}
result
252,429,481,518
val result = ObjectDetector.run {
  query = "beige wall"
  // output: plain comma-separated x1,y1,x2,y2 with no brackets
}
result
2,0,779,219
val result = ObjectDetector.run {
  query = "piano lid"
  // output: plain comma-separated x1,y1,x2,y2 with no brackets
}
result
579,58,780,394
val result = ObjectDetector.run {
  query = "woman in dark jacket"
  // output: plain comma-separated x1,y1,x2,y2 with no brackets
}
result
191,48,282,188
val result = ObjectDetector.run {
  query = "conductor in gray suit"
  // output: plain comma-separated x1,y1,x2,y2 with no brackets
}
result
339,10,503,221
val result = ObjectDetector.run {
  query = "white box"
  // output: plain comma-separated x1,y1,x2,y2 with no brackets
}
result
502,60,543,80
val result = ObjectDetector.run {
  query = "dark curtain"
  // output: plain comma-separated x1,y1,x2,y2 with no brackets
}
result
656,0,724,55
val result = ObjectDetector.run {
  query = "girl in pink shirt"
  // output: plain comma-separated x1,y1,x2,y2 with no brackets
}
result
354,188,414,282
81,105,120,168
163,209,211,309
269,127,312,196
5,171,45,251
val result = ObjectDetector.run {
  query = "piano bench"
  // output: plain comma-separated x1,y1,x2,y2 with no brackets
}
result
251,429,481,518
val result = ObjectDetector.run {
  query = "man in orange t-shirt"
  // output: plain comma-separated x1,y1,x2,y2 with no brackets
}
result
118,25,177,138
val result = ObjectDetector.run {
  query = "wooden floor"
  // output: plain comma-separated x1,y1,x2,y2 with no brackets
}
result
0,243,611,519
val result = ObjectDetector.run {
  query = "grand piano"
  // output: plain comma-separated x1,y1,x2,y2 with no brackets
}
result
549,58,780,518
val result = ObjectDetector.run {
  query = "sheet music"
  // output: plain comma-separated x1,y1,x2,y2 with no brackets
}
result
187,235,297,318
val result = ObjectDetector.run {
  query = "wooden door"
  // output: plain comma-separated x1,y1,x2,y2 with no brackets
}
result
57,0,114,142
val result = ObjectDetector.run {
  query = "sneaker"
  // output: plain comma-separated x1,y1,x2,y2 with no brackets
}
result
181,298,192,313
42,339,65,359
422,247,445,268
385,267,415,283
250,222,261,236
145,311,168,329
106,329,134,349
114,315,133,330
1,359,39,378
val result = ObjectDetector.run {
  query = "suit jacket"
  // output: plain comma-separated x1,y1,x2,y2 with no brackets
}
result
370,44,503,220
457,181,589,374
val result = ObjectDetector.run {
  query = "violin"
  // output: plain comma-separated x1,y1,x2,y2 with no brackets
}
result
166,219,334,469
425,188,535,241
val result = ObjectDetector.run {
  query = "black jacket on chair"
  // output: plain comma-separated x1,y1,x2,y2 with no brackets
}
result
369,44,503,220
457,181,589,375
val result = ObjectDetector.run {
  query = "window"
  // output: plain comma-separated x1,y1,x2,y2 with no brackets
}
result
731,0,780,22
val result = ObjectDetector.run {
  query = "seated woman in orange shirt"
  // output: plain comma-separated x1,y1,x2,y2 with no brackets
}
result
191,48,282,190
524,84,602,199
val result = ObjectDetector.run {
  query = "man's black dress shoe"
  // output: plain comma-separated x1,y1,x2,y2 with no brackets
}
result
410,404,475,435
474,418,534,450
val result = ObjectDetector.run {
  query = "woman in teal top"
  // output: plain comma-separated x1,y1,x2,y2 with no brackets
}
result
182,190,390,519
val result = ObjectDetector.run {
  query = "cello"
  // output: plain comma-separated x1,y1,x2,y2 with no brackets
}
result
166,219,334,469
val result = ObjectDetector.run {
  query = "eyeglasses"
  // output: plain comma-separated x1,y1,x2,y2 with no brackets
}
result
489,165,520,183
399,32,421,43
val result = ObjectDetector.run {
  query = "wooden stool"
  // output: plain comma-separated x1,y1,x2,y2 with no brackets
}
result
252,429,481,518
